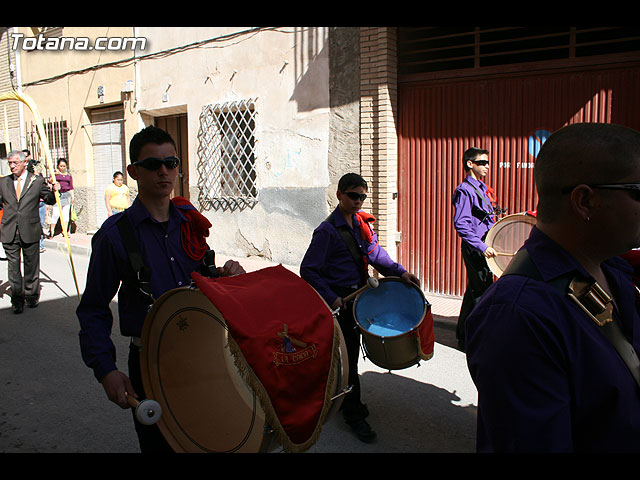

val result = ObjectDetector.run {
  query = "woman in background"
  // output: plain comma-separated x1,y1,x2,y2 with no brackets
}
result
104,171,130,216
49,158,74,238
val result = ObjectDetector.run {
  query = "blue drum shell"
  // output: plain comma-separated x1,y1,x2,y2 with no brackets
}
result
354,278,427,338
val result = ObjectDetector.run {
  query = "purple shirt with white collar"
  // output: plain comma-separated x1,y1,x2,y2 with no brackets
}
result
452,175,495,253
466,227,640,452
77,197,203,381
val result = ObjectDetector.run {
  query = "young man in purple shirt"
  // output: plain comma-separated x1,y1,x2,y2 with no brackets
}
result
466,123,640,452
300,172,419,443
77,126,244,452
452,147,497,351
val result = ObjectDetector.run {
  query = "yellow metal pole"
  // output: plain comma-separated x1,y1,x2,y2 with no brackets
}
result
3,106,10,154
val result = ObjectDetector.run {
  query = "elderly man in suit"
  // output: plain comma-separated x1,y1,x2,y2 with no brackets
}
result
0,150,59,313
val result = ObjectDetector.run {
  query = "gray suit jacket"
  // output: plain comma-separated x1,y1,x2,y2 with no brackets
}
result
0,172,57,244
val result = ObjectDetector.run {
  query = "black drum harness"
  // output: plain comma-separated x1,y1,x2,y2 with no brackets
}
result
116,212,219,308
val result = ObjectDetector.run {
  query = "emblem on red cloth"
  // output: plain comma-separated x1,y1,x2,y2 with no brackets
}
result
273,324,318,366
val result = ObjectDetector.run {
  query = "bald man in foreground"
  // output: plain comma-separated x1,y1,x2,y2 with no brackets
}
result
466,123,640,452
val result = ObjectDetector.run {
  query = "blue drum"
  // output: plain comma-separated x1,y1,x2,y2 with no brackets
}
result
353,277,431,370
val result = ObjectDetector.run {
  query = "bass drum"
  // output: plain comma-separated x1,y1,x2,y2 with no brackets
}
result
485,212,537,277
139,287,348,453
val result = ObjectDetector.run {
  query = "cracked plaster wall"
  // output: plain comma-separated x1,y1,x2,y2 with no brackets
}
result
137,27,360,267
203,28,360,267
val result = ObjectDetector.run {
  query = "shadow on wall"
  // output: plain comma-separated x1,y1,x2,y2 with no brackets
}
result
289,27,360,113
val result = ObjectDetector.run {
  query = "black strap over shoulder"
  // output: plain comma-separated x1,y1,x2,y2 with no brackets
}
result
202,249,221,278
464,178,494,222
116,213,155,304
325,213,367,283
116,212,221,306
503,248,640,389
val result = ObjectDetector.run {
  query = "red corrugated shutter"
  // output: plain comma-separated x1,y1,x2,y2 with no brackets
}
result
398,66,640,296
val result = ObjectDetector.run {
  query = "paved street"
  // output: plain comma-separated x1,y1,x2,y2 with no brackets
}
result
0,237,476,453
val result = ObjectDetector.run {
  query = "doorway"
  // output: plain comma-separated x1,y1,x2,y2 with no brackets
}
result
155,114,189,200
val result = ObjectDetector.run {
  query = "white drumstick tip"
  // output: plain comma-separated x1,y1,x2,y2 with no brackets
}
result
134,399,163,425
367,277,379,289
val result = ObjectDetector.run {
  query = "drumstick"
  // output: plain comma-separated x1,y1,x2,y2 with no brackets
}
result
494,252,515,256
126,394,163,425
343,277,379,303
330,385,353,401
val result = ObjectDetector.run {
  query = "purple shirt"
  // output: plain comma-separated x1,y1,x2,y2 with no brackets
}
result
300,207,406,307
466,227,640,452
55,173,73,193
77,197,204,381
452,175,495,252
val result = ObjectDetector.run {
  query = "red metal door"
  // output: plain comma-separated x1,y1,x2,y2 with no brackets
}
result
398,66,640,296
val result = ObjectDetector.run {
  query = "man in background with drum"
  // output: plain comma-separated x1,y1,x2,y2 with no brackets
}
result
77,126,244,452
300,172,419,443
466,123,640,452
452,147,497,351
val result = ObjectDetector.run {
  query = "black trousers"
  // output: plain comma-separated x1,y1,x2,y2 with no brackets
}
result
333,285,369,424
456,241,494,346
3,228,41,303
127,342,174,453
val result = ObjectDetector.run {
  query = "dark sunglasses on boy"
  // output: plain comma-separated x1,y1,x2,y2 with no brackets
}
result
133,156,180,170
343,191,367,202
471,159,490,166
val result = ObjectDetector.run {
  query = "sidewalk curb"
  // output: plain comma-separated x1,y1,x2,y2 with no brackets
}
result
43,238,91,258
41,234,462,319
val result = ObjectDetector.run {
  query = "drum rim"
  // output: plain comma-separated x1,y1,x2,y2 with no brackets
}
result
485,212,536,278
140,286,270,453
485,212,536,246
352,276,429,339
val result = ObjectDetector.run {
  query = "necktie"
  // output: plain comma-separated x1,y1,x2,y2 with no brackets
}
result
15,177,21,201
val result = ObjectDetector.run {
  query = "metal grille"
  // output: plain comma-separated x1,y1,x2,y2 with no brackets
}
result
26,117,69,173
197,99,258,211
398,27,640,75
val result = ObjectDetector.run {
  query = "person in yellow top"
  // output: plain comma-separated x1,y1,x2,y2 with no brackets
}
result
105,171,130,216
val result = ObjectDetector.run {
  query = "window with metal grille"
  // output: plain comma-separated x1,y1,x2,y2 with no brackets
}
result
26,118,69,172
197,99,258,211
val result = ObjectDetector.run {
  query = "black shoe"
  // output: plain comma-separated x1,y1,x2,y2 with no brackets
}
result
347,419,377,443
12,302,24,314
26,296,39,308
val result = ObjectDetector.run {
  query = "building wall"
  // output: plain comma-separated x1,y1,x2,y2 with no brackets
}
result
134,27,356,266
327,27,361,208
0,28,22,175
15,26,139,232
9,26,366,269
360,27,400,261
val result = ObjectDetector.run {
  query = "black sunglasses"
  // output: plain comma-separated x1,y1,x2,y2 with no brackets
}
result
471,160,490,166
343,191,367,202
133,156,180,170
561,182,640,201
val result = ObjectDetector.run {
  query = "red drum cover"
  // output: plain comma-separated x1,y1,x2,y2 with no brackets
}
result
191,265,342,452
